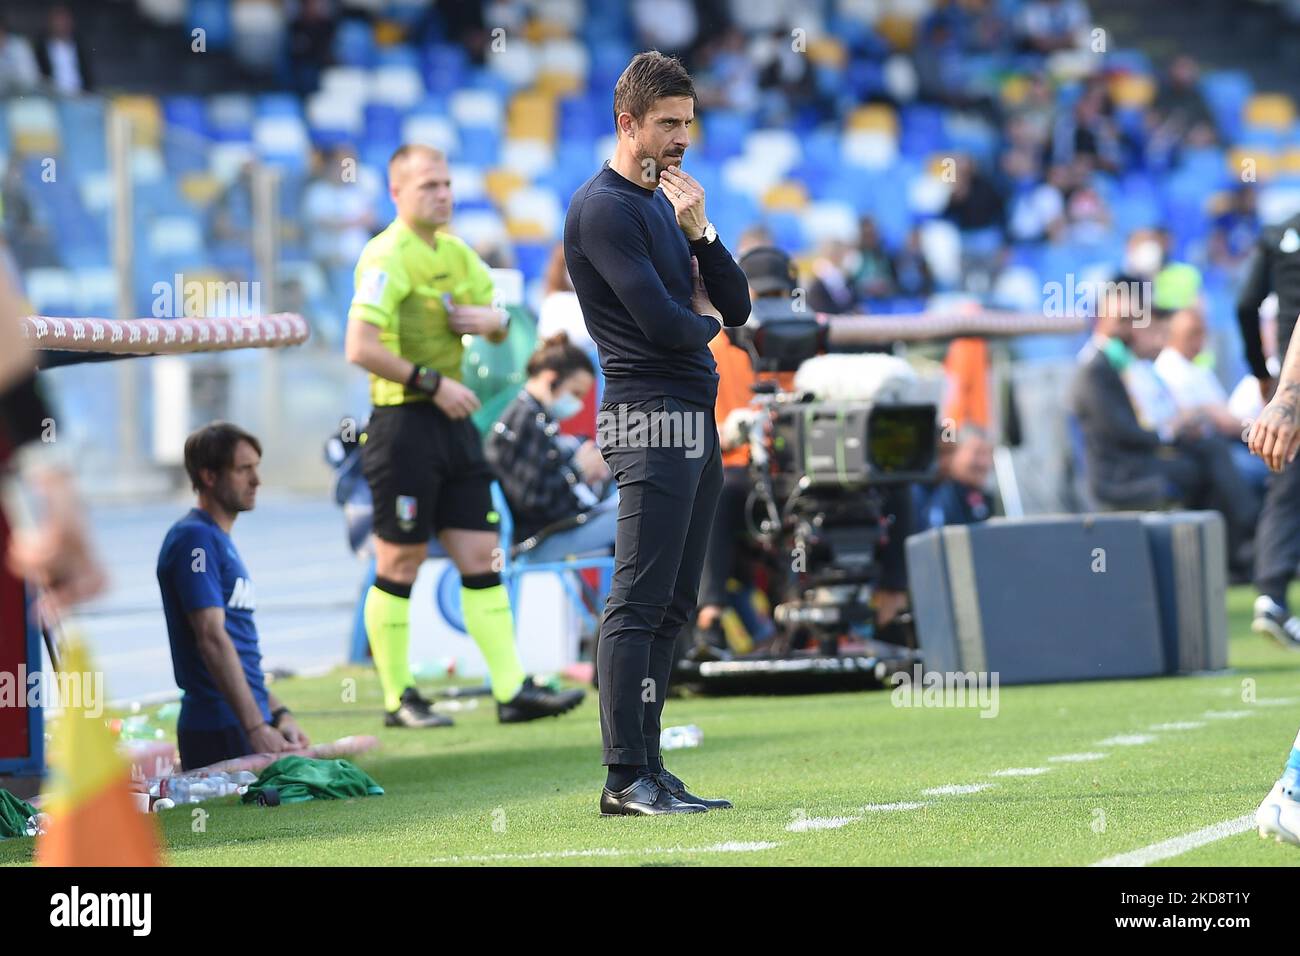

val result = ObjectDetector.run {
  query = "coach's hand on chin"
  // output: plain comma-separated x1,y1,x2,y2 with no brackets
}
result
659,165,708,241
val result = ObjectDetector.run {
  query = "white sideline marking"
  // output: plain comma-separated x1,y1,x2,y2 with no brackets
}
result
862,802,928,812
1090,815,1256,867
922,783,994,796
1048,752,1109,763
787,816,860,832
1203,710,1255,720
1097,734,1157,746
991,767,1051,777
1149,721,1205,731
422,841,780,864
1256,698,1300,707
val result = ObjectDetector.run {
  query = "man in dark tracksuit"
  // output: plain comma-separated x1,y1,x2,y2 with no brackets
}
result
563,52,751,815
1238,211,1300,645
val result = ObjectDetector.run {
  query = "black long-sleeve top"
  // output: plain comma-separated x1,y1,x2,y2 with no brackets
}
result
563,160,751,408
1237,213,1300,380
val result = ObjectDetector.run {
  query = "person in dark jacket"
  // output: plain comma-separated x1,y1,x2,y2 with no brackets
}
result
484,333,615,558
564,51,749,815
1237,210,1300,642
1071,278,1256,575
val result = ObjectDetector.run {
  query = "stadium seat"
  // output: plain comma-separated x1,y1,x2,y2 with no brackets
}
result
24,268,77,315
450,88,505,129
253,116,311,167
401,114,459,156
333,18,376,68
148,215,205,259
505,187,563,239
369,65,425,109
1244,93,1296,132
501,138,556,178
841,130,899,170
207,94,255,142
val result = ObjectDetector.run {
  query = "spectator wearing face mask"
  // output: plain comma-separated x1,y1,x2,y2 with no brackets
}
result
485,333,616,560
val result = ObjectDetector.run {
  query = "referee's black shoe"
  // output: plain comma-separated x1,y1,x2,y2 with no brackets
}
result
497,677,585,723
657,768,733,809
385,687,454,728
600,772,707,816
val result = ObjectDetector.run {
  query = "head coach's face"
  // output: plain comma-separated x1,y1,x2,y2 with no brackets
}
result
185,422,262,515
613,51,697,187
389,144,453,230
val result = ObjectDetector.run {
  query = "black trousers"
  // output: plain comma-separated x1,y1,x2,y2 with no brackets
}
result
698,465,751,610
596,396,722,767
178,725,251,771
1255,450,1300,605
1151,435,1258,563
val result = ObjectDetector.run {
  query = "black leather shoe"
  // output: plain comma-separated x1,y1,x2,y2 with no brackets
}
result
385,687,454,728
657,769,733,809
600,773,708,816
497,677,585,723
686,621,732,662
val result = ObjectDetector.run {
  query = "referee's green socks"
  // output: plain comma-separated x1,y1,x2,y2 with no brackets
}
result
365,577,417,712
461,572,526,703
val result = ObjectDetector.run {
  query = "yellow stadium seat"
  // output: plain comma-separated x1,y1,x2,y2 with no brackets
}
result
1000,75,1029,106
373,21,405,46
847,104,898,136
536,71,583,97
111,95,162,148
1226,147,1278,181
1281,148,1300,175
876,14,917,51
179,173,223,207
805,37,847,69
1109,74,1155,109
507,90,556,142
12,129,59,156
506,219,550,240
762,181,809,211
1244,93,1295,131
485,169,527,206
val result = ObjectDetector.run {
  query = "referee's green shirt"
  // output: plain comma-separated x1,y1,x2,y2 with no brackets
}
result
349,219,495,407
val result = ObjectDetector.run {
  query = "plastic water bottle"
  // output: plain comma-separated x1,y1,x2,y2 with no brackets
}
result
660,724,703,751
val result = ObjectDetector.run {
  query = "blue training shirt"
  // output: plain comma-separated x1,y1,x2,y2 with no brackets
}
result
156,508,271,732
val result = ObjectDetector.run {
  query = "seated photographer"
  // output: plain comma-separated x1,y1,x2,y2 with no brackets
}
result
913,423,995,532
1069,279,1257,577
484,332,616,560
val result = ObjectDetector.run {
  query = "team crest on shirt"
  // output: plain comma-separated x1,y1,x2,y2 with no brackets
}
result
396,495,418,531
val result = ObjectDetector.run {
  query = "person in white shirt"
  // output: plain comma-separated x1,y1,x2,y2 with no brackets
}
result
1156,304,1269,492
536,243,595,353
0,20,38,97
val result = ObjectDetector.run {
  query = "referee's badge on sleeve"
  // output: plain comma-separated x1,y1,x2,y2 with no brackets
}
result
396,495,418,532
356,268,389,305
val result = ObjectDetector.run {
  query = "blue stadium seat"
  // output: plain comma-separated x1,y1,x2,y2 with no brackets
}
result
188,0,232,51
333,19,376,68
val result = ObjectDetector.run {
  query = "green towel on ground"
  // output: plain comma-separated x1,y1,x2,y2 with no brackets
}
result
240,756,384,805
0,789,37,838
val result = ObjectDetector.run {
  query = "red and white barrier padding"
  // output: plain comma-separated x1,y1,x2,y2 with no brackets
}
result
18,313,310,353
827,310,1087,346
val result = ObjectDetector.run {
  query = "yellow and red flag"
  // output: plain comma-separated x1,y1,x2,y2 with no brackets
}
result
36,639,163,866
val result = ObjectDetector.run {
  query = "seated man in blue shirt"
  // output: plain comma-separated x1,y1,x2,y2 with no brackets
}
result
157,422,309,770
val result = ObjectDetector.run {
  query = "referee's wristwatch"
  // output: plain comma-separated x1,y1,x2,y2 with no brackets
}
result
689,222,717,247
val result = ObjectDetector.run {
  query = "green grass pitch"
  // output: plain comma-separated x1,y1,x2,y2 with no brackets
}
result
5,584,1300,866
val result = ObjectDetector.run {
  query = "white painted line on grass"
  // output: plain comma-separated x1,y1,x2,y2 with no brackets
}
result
1149,721,1206,731
1203,710,1255,720
990,767,1051,777
1097,734,1157,746
922,783,994,796
862,802,928,812
422,841,781,864
1090,815,1256,867
1255,698,1300,707
1048,752,1109,763
787,816,861,832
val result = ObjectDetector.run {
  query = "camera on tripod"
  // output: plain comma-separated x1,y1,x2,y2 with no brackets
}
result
734,310,938,656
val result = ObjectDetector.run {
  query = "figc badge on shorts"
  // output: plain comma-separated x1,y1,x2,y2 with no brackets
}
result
396,495,418,532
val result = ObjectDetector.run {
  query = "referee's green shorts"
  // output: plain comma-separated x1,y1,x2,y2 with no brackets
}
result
362,402,497,544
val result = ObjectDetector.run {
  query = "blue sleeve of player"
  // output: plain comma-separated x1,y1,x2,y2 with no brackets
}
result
166,526,225,613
